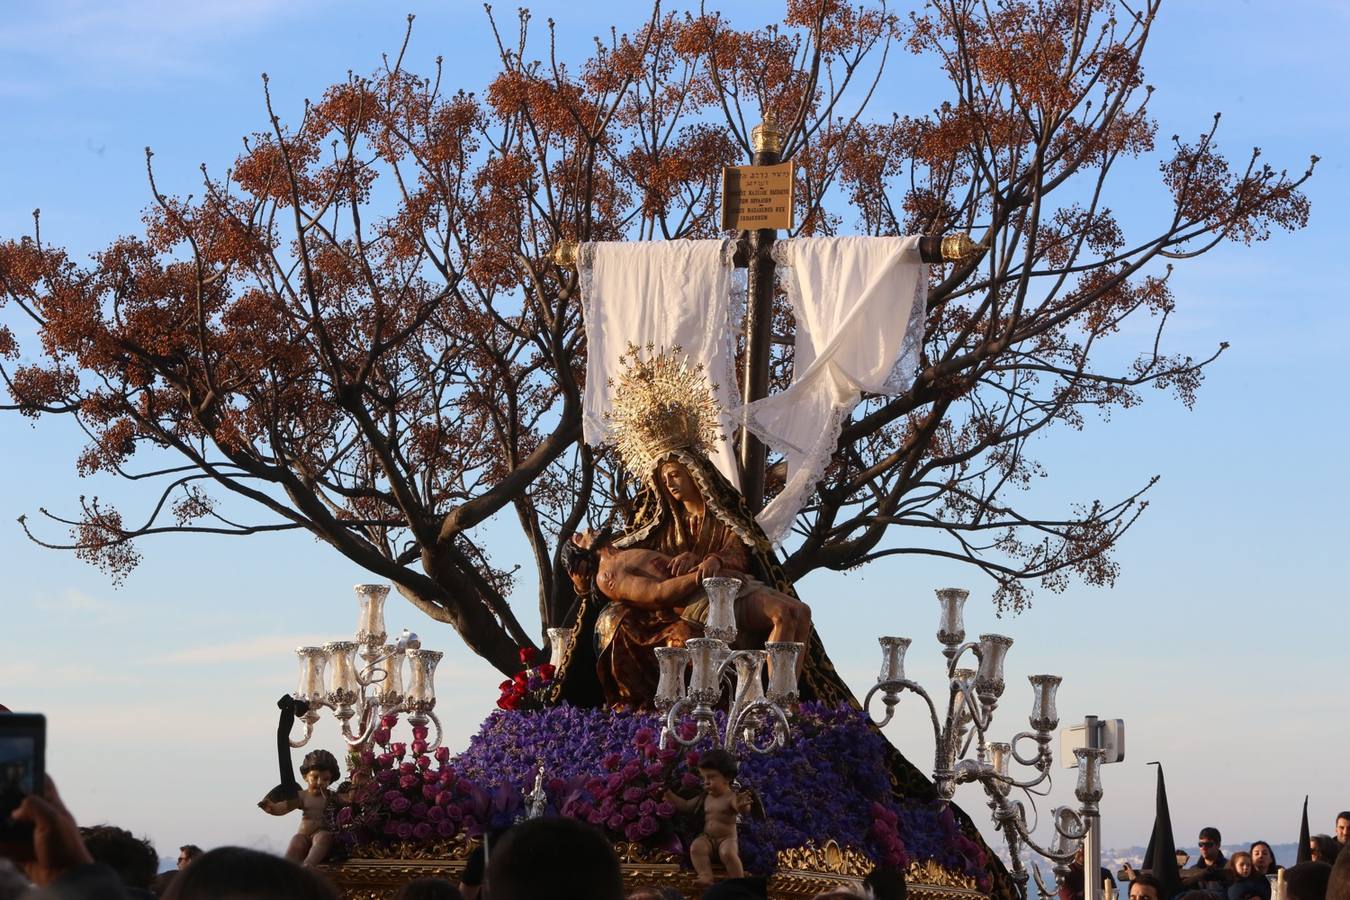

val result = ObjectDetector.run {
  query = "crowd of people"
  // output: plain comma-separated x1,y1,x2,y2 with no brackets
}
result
1098,819,1350,900
0,776,907,899
3,776,1347,900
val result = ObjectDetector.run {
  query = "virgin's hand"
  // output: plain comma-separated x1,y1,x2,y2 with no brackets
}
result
668,552,699,576
696,556,722,579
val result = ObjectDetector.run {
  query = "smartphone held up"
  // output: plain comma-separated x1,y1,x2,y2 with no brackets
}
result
0,713,45,842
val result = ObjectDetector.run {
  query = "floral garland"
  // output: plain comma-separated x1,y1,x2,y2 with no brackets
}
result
334,703,988,889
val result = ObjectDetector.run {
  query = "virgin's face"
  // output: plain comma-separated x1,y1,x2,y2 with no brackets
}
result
658,461,699,503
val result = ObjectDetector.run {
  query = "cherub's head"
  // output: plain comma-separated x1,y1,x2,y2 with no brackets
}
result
696,748,738,796
299,749,341,792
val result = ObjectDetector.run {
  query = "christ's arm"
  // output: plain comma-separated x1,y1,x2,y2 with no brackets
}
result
599,557,703,609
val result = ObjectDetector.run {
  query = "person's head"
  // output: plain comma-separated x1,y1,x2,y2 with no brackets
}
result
696,748,739,795
485,817,622,900
1337,814,1350,847
1251,842,1278,874
864,865,908,900
1199,827,1223,862
299,748,341,791
79,824,159,889
1230,851,1254,878
698,878,769,900
657,459,699,505
162,846,339,900
393,878,463,900
1130,872,1162,900
561,529,615,585
1285,862,1333,900
1177,850,1192,868
1311,836,1341,865
177,844,204,870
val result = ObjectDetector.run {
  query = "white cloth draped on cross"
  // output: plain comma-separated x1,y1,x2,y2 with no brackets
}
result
577,235,926,543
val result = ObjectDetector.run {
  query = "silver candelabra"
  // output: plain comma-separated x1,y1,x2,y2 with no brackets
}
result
288,584,444,751
863,587,1103,899
654,577,804,755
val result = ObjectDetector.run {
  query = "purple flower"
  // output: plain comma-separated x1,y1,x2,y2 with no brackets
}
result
655,801,675,818
634,727,655,746
390,796,411,813
413,823,433,840
427,806,446,821
637,815,658,837
372,727,392,745
396,822,414,840
639,799,655,816
436,819,457,838
376,752,395,768
399,774,418,790
335,807,353,826
622,786,644,803
621,804,639,820
624,822,643,842
607,814,624,831
383,789,403,803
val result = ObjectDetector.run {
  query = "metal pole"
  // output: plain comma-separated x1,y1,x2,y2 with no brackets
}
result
1084,715,1102,900
737,118,782,512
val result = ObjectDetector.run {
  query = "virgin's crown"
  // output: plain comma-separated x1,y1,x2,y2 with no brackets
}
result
606,344,725,477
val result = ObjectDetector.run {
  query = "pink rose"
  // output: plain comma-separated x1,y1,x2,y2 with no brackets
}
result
412,724,429,741
638,815,658,837
380,713,399,729
655,801,675,817
416,756,432,770
434,746,450,764
396,822,414,840
436,819,456,837
413,822,433,840
400,774,418,790
372,728,392,745
624,822,643,842
411,740,428,755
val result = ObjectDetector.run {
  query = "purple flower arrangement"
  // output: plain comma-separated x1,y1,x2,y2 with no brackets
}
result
334,703,988,888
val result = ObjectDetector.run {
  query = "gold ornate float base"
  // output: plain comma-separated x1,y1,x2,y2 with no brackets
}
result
322,840,986,900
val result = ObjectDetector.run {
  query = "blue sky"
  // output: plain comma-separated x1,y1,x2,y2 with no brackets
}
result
1,0,1347,867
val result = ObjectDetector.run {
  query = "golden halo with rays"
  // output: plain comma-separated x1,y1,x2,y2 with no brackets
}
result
605,343,726,480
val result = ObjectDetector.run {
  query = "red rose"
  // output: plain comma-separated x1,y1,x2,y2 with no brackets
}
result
518,646,539,665
538,663,556,680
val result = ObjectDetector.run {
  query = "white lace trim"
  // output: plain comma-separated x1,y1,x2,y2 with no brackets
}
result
882,270,927,393
754,400,854,545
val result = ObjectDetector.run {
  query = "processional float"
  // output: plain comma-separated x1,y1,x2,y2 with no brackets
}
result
269,117,1110,900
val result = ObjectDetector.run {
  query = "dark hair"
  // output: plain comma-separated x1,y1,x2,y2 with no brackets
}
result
1338,812,1350,823
865,864,908,900
560,538,597,577
1311,836,1342,865
1251,842,1280,870
1285,862,1333,900
300,748,341,783
393,878,463,900
162,846,339,900
1131,873,1164,897
79,824,159,889
697,748,739,780
486,817,622,900
1201,827,1223,844
179,844,204,861
698,877,769,899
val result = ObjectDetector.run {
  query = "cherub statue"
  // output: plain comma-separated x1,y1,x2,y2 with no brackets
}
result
665,748,754,887
257,694,343,866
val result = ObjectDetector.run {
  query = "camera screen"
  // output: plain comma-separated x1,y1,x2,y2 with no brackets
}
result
0,736,37,818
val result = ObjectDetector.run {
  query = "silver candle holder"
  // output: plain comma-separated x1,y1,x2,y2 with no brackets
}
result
863,587,1103,899
655,577,803,755
287,584,443,751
